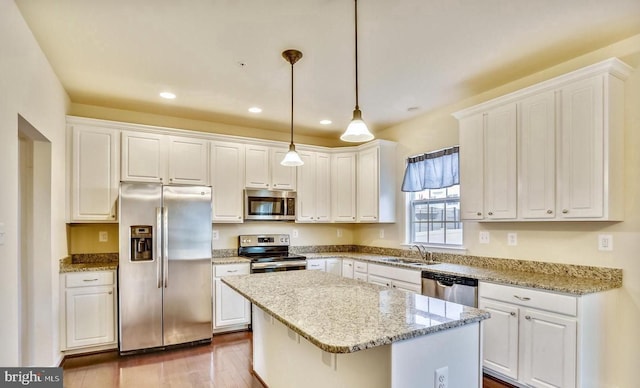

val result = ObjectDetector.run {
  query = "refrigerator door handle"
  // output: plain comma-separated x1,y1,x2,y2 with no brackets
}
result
163,206,169,288
156,207,163,288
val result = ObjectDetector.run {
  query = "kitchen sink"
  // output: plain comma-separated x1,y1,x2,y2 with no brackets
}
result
376,257,439,267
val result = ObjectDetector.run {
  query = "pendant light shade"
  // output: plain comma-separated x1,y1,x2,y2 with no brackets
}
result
341,0,374,143
281,49,304,167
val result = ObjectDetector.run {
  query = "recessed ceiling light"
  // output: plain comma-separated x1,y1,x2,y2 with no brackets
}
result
320,119,332,125
160,92,176,99
248,107,262,113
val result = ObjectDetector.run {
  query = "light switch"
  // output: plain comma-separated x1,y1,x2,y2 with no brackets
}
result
99,231,108,242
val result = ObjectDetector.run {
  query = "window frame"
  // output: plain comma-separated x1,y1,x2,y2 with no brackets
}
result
406,185,463,248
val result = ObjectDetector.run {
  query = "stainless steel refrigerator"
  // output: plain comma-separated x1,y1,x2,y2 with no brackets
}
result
118,182,212,354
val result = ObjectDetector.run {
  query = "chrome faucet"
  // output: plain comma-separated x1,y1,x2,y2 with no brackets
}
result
411,244,434,262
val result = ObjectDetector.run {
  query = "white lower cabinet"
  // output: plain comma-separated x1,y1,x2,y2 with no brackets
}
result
306,259,326,271
61,271,117,351
341,259,354,278
213,263,250,333
479,281,614,388
307,258,342,276
367,264,421,293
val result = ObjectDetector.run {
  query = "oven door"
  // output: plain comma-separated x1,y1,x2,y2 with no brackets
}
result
251,260,307,273
244,190,296,221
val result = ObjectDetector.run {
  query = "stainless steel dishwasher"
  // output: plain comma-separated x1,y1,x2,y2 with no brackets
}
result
421,271,478,307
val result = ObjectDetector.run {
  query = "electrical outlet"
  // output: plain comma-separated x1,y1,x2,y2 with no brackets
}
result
337,229,343,238
98,231,108,242
0,222,5,246
598,234,613,251
507,232,517,246
434,366,448,388
212,230,219,240
292,229,299,238
379,229,385,239
479,231,490,244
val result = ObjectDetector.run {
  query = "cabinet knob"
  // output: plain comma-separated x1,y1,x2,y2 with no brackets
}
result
159,177,163,181
273,184,277,187
111,215,116,219
562,209,569,214
510,312,516,317
352,217,356,220
525,315,532,320
108,291,113,295
238,216,241,219
488,211,493,216
476,212,482,216
547,209,553,214
170,178,173,182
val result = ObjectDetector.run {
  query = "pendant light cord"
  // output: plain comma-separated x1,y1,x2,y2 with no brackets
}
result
290,61,294,146
354,0,360,111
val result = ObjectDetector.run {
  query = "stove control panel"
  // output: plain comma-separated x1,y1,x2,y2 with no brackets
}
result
239,234,290,247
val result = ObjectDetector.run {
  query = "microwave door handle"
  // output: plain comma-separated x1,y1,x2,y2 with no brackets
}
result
156,208,162,289
163,207,169,288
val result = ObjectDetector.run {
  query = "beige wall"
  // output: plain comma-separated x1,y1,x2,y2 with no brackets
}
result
0,2,69,366
367,34,640,388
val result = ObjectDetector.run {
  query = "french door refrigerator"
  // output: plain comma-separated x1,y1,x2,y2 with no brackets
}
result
118,182,212,354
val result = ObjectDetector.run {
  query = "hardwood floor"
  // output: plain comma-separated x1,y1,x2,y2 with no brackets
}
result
62,331,513,388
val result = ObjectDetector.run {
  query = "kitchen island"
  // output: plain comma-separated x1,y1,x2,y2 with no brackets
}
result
222,270,489,388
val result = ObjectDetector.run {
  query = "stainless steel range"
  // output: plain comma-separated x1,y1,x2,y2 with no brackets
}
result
238,234,307,273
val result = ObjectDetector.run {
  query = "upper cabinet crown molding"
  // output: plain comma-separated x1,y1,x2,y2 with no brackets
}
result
452,57,633,120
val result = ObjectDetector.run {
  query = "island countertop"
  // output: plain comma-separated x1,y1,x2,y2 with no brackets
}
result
222,270,489,354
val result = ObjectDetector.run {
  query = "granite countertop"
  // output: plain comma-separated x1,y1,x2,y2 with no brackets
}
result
305,252,621,295
212,256,251,265
222,270,489,354
59,255,118,273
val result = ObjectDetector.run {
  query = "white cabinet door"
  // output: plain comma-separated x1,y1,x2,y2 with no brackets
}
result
357,146,380,222
296,151,330,222
479,298,519,380
331,152,357,222
519,92,557,219
167,136,209,185
342,259,354,278
326,258,342,276
458,114,484,220
65,285,116,349
211,141,244,223
214,278,251,328
521,308,577,388
71,125,120,222
558,76,604,219
245,144,270,189
484,104,517,220
270,147,297,190
121,131,166,182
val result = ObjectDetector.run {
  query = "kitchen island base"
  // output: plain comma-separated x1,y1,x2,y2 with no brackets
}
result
252,306,481,388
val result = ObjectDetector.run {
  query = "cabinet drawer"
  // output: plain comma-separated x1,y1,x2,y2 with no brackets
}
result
214,263,250,277
353,272,368,282
66,271,114,288
354,261,368,273
479,282,577,316
306,259,326,271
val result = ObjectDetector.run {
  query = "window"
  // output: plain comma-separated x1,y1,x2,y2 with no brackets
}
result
409,185,462,246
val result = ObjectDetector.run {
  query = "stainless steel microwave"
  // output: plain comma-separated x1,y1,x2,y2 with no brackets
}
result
244,190,296,221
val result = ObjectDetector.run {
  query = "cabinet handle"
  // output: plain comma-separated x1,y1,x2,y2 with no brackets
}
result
525,315,532,320
227,270,238,273
488,211,493,216
83,279,99,282
510,312,516,317
513,295,531,301
562,209,569,214
476,212,482,216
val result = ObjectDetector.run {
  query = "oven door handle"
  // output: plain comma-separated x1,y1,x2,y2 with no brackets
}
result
251,260,307,269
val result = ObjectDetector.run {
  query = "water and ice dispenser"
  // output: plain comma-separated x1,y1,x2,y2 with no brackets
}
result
130,225,153,261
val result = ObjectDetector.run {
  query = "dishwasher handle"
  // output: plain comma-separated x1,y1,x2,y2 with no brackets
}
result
422,271,478,287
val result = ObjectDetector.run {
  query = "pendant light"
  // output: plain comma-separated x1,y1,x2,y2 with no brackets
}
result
280,49,305,166
340,0,374,143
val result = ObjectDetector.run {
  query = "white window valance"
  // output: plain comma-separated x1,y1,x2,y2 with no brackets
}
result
401,146,459,192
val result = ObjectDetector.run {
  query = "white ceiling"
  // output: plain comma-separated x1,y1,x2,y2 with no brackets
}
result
15,0,640,139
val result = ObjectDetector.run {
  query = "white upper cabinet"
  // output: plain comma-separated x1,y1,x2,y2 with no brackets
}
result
458,115,484,220
121,131,209,185
245,144,296,190
484,104,517,220
454,57,631,222
296,150,330,222
331,152,357,222
357,140,396,223
518,91,557,219
211,141,245,223
69,123,120,222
